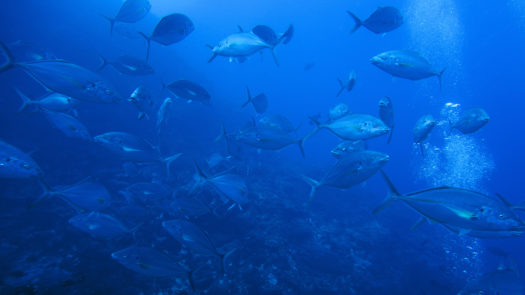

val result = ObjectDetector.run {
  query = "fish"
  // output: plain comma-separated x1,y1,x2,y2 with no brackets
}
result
97,55,154,76
170,194,213,218
458,266,524,295
450,108,490,134
330,140,367,159
193,163,248,206
16,88,79,113
156,97,173,132
0,42,121,104
413,114,436,155
120,182,171,208
8,40,57,63
370,50,445,89
378,96,394,144
162,219,235,273
36,179,112,212
336,71,356,97
208,25,292,66
128,86,154,120
328,103,350,122
308,113,390,141
303,150,390,203
226,123,306,158
68,211,139,240
111,246,189,277
348,6,403,34
258,115,297,133
0,139,42,179
139,13,195,60
44,111,91,141
241,87,268,114
373,171,525,235
165,80,211,105
102,0,151,35
93,132,182,176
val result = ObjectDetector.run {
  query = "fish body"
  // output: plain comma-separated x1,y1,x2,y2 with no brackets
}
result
111,246,188,277
242,87,267,114
68,211,133,239
50,181,111,212
165,80,211,105
94,132,159,162
99,55,154,76
44,111,91,141
141,13,194,59
451,108,490,134
348,6,403,34
211,32,271,58
235,125,305,157
304,150,389,202
370,50,445,87
378,96,394,143
122,182,171,207
330,140,367,159
413,115,436,143
0,140,42,179
16,89,79,113
129,86,154,120
309,113,390,141
328,103,350,122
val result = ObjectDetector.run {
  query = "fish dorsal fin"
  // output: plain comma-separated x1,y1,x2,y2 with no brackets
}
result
495,193,513,208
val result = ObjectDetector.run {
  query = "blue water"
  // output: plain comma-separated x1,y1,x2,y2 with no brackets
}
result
0,0,524,294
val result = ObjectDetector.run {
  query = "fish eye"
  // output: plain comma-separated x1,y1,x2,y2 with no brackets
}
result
5,157,10,162
499,214,505,220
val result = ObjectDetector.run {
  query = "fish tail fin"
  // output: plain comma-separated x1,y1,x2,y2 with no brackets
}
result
336,78,345,97
101,14,116,36
437,68,446,90
206,45,217,63
271,49,280,67
241,86,252,108
193,160,208,180
138,32,151,61
419,143,425,156
297,137,306,159
304,116,322,141
96,54,108,72
372,170,402,214
218,248,236,274
215,122,227,142
0,41,15,73
302,176,321,204
163,153,183,178
28,177,53,209
15,88,35,112
387,126,394,144
275,24,294,46
347,11,362,33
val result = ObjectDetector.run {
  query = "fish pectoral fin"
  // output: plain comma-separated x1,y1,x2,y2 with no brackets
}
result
447,207,477,220
395,62,413,68
410,217,427,230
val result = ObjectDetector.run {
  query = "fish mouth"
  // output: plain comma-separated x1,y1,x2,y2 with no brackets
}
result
370,56,382,64
378,154,390,164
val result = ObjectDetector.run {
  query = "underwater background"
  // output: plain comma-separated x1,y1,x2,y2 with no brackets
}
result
0,0,524,294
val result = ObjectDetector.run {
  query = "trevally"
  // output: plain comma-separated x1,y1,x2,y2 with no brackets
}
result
128,85,154,120
193,162,248,206
336,71,356,97
348,6,403,34
16,88,79,113
98,55,154,76
111,246,189,277
0,139,42,179
162,219,235,273
413,114,436,155
93,132,182,176
0,42,121,104
68,211,140,240
373,171,525,236
378,96,394,144
44,111,91,141
165,80,211,105
330,140,367,159
120,182,171,208
370,50,445,89
102,0,151,35
303,150,389,203
140,13,195,60
242,87,268,114
450,108,490,134
308,113,390,141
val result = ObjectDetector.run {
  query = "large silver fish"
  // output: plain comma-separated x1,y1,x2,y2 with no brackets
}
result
450,108,490,134
0,42,120,104
413,114,436,155
303,150,389,203
102,0,151,35
374,171,525,236
348,6,403,34
370,50,445,88
308,113,390,141
0,139,42,179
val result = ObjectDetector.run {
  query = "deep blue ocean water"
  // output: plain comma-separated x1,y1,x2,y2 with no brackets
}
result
0,0,524,294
